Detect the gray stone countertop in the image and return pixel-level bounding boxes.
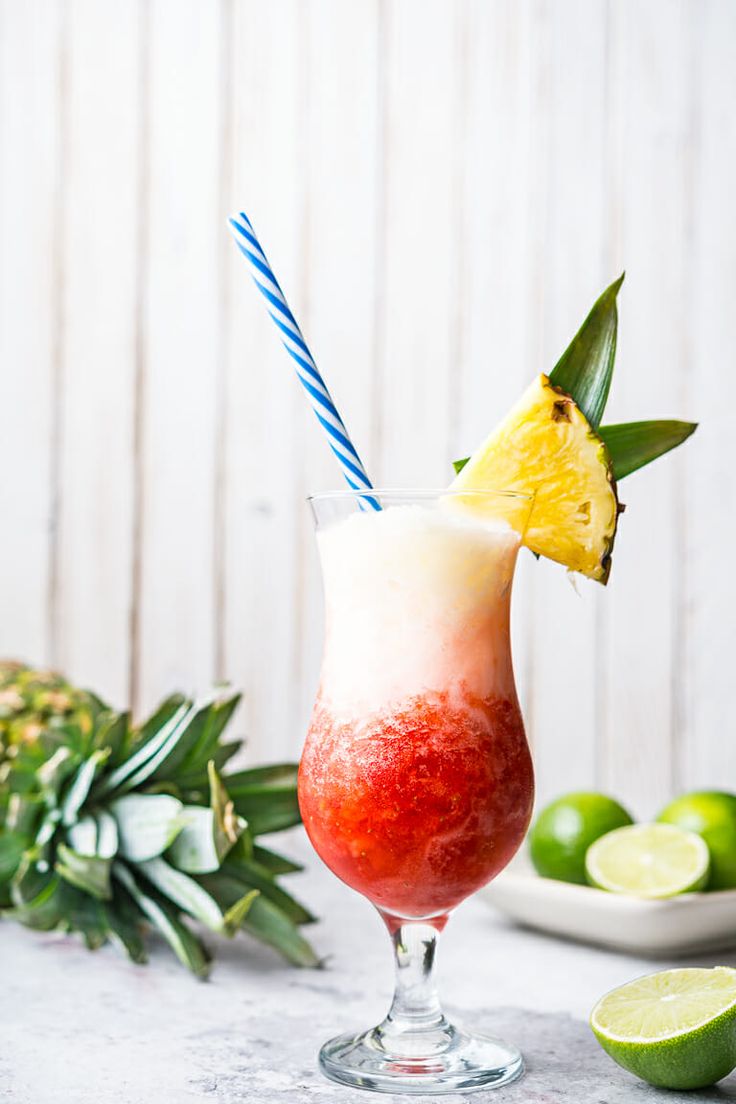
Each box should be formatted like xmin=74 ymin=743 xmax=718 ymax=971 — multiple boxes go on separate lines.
xmin=3 ymin=829 xmax=736 ymax=1104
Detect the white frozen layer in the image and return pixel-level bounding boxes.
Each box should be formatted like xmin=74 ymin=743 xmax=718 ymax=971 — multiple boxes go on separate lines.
xmin=316 ymin=502 xmax=520 ymax=715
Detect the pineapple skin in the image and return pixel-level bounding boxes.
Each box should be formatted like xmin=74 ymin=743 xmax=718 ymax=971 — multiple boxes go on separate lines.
xmin=0 ymin=660 xmax=96 ymax=756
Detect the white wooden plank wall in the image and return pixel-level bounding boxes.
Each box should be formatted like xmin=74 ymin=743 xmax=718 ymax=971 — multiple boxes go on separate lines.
xmin=0 ymin=1 xmax=733 ymax=810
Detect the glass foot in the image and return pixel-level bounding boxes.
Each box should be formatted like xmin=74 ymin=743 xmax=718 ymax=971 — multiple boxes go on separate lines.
xmin=319 ymin=1019 xmax=523 ymax=1095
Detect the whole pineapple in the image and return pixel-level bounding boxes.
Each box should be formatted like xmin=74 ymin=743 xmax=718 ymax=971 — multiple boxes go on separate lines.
xmin=0 ymin=661 xmax=317 ymax=975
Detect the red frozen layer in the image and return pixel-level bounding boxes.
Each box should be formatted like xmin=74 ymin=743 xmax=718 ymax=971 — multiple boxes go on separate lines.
xmin=298 ymin=687 xmax=533 ymax=919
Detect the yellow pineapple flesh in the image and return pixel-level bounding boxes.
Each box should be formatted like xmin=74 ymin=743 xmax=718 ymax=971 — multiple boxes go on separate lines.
xmin=451 ymin=374 xmax=619 ymax=582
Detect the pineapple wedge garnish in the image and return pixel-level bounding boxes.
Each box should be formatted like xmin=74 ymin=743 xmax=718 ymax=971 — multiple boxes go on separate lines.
xmin=451 ymin=374 xmax=619 ymax=582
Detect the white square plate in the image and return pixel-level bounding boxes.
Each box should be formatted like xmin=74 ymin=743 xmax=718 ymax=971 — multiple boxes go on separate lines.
xmin=481 ymin=859 xmax=736 ymax=956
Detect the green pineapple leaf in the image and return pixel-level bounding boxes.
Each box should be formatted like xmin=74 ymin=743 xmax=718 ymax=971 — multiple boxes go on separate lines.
xmin=222 ymin=887 xmax=259 ymax=934
xmin=0 ymin=828 xmax=25 ymax=884
xmin=113 ymin=862 xmax=211 ymax=977
xmin=167 ymin=805 xmax=232 ymax=874
xmin=168 ymin=763 xmax=244 ymax=874
xmin=5 ymin=792 xmax=43 ymax=835
xmin=37 ymin=747 xmax=77 ymax=803
xmin=241 ymin=894 xmax=321 ymax=968
xmin=222 ymin=856 xmax=315 ymax=925
xmin=549 ymin=273 xmax=624 ymax=428
xmin=94 ymin=811 xmax=120 ymax=859
xmin=148 ymin=695 xmax=229 ymax=783
xmin=61 ymin=748 xmax=110 ymax=826
xmin=134 ymin=856 xmax=258 ymax=940
xmin=65 ymin=815 xmax=99 ymax=856
xmin=92 ymin=711 xmax=130 ymax=767
xmin=136 ymin=856 xmax=229 ymax=934
xmin=252 ymin=844 xmax=304 ymax=876
xmin=176 ymin=692 xmax=242 ymax=780
xmin=111 ymin=794 xmax=185 ymax=863
xmin=55 ymin=843 xmax=112 ymax=900
xmin=224 ymin=764 xmax=301 ymax=836
xmin=135 ymin=693 xmax=187 ymax=747
xmin=35 ymin=809 xmax=61 ymax=848
xmin=9 ymin=854 xmax=70 ymax=930
xmin=66 ymin=893 xmax=109 ymax=950
xmin=94 ymin=699 xmax=192 ymax=797
xmin=599 ymin=420 xmax=698 ymax=480
xmin=103 ymin=891 xmax=148 ymax=964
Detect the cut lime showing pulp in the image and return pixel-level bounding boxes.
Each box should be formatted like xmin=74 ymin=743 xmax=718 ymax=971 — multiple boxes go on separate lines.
xmin=591 ymin=967 xmax=736 ymax=1089
xmin=585 ymin=823 xmax=709 ymax=898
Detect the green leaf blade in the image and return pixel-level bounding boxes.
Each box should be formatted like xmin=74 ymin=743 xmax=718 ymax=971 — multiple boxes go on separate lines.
xmin=0 ymin=829 xmax=26 ymax=884
xmin=92 ymin=711 xmax=130 ymax=767
xmin=65 ymin=815 xmax=99 ymax=856
xmin=252 ymin=844 xmax=303 ymax=876
xmin=222 ymin=888 xmax=259 ymax=935
xmin=94 ymin=700 xmax=192 ymax=798
xmin=113 ymin=862 xmax=210 ymax=977
xmin=599 ymin=420 xmax=698 ymax=480
xmin=176 ymin=692 xmax=242 ymax=779
xmin=222 ymin=857 xmax=315 ymax=926
xmin=61 ymin=748 xmax=110 ymax=826
xmin=137 ymin=856 xmax=227 ymax=933
xmin=5 ymin=793 xmax=44 ymax=836
xmin=111 ymin=794 xmax=184 ymax=862
xmin=241 ymin=894 xmax=319 ymax=968
xmin=10 ymin=854 xmax=72 ymax=930
xmin=224 ymin=764 xmax=301 ymax=836
xmin=135 ymin=694 xmax=187 ymax=747
xmin=55 ymin=843 xmax=112 ymax=900
xmin=549 ymin=273 xmax=624 ymax=428
xmin=167 ymin=806 xmax=224 ymax=873
xmin=104 ymin=895 xmax=148 ymax=964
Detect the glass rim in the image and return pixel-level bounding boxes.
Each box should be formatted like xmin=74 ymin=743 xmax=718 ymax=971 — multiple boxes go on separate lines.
xmin=307 ymin=487 xmax=534 ymax=504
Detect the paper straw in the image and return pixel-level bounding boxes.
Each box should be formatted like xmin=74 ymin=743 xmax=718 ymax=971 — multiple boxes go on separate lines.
xmin=228 ymin=211 xmax=378 ymax=509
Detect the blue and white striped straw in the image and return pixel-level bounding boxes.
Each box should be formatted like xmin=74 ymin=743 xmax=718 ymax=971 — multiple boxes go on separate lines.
xmin=228 ymin=211 xmax=379 ymax=508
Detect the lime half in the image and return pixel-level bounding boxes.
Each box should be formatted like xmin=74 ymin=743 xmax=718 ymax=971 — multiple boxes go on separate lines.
xmin=591 ymin=967 xmax=736 ymax=1089
xmin=585 ymin=823 xmax=709 ymax=898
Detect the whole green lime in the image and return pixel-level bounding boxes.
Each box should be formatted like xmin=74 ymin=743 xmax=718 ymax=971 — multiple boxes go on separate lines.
xmin=529 ymin=792 xmax=634 ymax=884
xmin=657 ymin=791 xmax=736 ymax=890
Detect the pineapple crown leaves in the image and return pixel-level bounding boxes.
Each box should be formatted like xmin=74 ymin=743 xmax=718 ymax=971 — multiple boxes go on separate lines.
xmin=0 ymin=664 xmax=318 ymax=977
xmin=454 ymin=274 xmax=698 ymax=480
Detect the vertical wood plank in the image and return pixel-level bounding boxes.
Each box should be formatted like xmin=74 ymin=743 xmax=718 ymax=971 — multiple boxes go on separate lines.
xmin=524 ymin=0 xmax=610 ymax=805
xmin=454 ymin=0 xmax=536 ymax=453
xmin=54 ymin=0 xmax=141 ymax=708
xmin=682 ymin=0 xmax=736 ymax=788
xmin=0 ymin=2 xmax=63 ymax=666
xmin=221 ymin=0 xmax=305 ymax=761
xmin=376 ymin=0 xmax=461 ymax=487
xmin=294 ymin=0 xmax=383 ymax=741
xmin=599 ymin=0 xmax=694 ymax=816
xmin=134 ymin=0 xmax=221 ymax=714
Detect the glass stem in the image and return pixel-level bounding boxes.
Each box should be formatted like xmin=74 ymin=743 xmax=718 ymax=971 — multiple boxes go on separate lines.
xmin=377 ymin=920 xmax=451 ymax=1054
